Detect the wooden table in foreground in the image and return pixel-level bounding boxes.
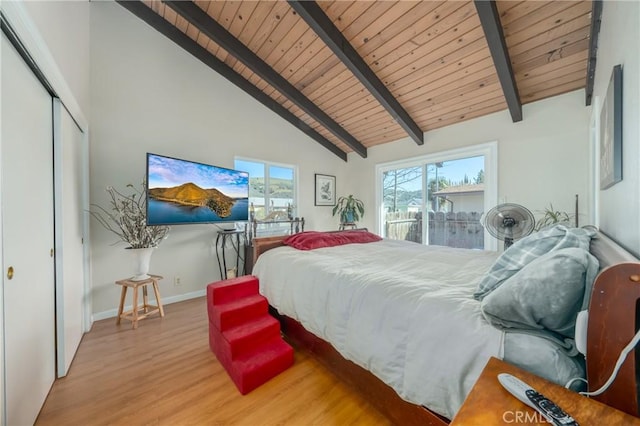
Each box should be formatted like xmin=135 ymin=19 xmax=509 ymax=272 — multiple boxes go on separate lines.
xmin=451 ymin=357 xmax=640 ymax=425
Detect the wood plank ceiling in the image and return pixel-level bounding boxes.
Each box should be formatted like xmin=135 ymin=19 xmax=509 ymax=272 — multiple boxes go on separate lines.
xmin=120 ymin=1 xmax=598 ymax=161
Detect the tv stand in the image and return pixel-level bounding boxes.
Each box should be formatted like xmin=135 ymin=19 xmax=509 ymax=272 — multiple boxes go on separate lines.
xmin=215 ymin=229 xmax=246 ymax=280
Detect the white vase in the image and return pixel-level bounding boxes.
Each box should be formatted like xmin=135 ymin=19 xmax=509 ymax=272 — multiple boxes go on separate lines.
xmin=128 ymin=247 xmax=155 ymax=281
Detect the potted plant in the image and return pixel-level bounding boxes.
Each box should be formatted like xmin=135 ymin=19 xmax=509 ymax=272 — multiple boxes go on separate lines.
xmin=534 ymin=204 xmax=574 ymax=231
xmin=90 ymin=181 xmax=170 ymax=280
xmin=332 ymin=195 xmax=365 ymax=224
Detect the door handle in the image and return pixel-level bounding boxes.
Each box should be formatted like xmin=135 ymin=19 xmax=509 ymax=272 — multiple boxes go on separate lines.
xmin=7 ymin=266 xmax=14 ymax=280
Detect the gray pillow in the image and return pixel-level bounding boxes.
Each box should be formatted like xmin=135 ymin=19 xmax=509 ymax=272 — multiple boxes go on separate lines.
xmin=480 ymin=247 xmax=599 ymax=339
xmin=473 ymin=225 xmax=595 ymax=301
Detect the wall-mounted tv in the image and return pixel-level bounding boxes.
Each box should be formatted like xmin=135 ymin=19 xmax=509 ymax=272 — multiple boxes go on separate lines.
xmin=146 ymin=153 xmax=249 ymax=225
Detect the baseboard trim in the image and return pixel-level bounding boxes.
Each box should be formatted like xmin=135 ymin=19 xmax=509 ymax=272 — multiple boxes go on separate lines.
xmin=92 ymin=289 xmax=206 ymax=322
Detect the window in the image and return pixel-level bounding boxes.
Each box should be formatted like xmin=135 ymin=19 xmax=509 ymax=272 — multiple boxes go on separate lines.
xmin=234 ymin=158 xmax=297 ymax=221
xmin=376 ymin=142 xmax=497 ymax=251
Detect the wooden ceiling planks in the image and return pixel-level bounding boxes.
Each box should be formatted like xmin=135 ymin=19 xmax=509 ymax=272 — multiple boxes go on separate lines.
xmin=291 ymin=0 xmax=423 ymax=145
xmin=506 ymin=4 xmax=592 ymax=48
xmin=509 ymin=23 xmax=591 ymax=64
xmin=313 ymin=2 xmax=484 ymax=127
xmin=341 ymin=1 xmax=493 ymax=141
xmin=288 ymin=2 xmax=392 ymax=121
xmin=280 ymin=2 xmax=433 ymax=145
xmin=523 ymin=78 xmax=585 ymax=104
xmin=502 ymin=1 xmax=577 ymax=38
xmin=347 ymin=60 xmax=498 ymax=130
xmin=129 ymin=0 xmax=595 ymax=157
xmin=222 ymin=2 xmax=265 ymax=69
xmin=424 ymin=99 xmax=507 ymax=131
xmin=368 ymin=4 xmax=479 ymax=79
xmin=284 ymin=2 xmax=410 ymax=148
xmin=519 ymin=58 xmax=587 ymax=89
xmin=422 ymin=94 xmax=507 ymax=128
xmin=393 ymin=30 xmax=488 ymax=101
xmin=359 ymin=2 xmax=461 ymax=63
xmin=501 ymin=0 xmax=591 ymax=107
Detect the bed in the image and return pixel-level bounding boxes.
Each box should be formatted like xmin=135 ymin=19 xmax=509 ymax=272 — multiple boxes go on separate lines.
xmin=250 ymin=227 xmax=640 ymax=424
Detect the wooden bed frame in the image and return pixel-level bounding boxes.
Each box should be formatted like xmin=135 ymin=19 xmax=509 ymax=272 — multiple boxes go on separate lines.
xmin=252 ymin=231 xmax=640 ymax=424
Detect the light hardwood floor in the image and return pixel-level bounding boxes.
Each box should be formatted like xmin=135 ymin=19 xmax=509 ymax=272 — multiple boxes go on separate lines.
xmin=36 ymin=297 xmax=391 ymax=425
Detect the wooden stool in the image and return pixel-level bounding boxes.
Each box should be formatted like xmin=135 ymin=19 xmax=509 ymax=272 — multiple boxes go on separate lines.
xmin=115 ymin=275 xmax=165 ymax=329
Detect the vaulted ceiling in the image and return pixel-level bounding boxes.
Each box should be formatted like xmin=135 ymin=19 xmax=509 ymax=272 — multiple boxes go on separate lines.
xmin=118 ymin=1 xmax=601 ymax=161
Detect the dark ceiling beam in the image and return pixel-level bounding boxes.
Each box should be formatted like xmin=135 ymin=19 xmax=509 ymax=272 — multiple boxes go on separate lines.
xmin=585 ymin=0 xmax=603 ymax=106
xmin=288 ymin=0 xmax=424 ymax=146
xmin=474 ymin=0 xmax=522 ymax=122
xmin=116 ymin=1 xmax=347 ymax=161
xmin=163 ymin=0 xmax=367 ymax=158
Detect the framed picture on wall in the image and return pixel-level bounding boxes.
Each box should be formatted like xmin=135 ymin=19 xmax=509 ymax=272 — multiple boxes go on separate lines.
xmin=599 ymin=64 xmax=623 ymax=190
xmin=315 ymin=174 xmax=336 ymax=206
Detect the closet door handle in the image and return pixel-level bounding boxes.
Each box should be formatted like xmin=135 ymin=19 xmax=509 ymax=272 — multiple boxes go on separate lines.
xmin=7 ymin=266 xmax=14 ymax=280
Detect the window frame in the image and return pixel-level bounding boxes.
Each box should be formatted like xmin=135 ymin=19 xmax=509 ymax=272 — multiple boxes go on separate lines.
xmin=375 ymin=141 xmax=498 ymax=251
xmin=234 ymin=156 xmax=299 ymax=219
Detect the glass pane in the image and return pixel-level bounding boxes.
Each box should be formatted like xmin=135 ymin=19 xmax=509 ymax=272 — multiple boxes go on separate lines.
xmin=426 ymin=156 xmax=484 ymax=249
xmin=235 ymin=159 xmax=266 ymax=220
xmin=267 ymin=165 xmax=294 ymax=220
xmin=382 ymin=166 xmax=423 ymax=243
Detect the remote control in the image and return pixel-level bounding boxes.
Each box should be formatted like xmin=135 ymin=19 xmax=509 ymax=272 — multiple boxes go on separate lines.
xmin=498 ymin=373 xmax=579 ymax=426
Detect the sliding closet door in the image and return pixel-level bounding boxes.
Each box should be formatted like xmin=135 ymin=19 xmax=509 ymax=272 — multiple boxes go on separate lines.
xmin=1 ymin=34 xmax=56 ymax=425
xmin=54 ymin=99 xmax=86 ymax=377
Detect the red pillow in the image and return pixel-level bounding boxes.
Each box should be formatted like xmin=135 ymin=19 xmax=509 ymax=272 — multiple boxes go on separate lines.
xmin=283 ymin=230 xmax=382 ymax=250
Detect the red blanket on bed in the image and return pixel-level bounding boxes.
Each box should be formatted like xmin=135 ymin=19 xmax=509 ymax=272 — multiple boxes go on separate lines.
xmin=283 ymin=230 xmax=382 ymax=250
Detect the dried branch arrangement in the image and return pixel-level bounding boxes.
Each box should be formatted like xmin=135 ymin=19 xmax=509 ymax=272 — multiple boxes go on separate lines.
xmin=90 ymin=182 xmax=170 ymax=249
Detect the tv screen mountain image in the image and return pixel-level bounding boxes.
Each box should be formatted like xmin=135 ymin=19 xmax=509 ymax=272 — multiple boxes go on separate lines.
xmin=149 ymin=182 xmax=236 ymax=218
xmin=146 ymin=153 xmax=250 ymax=225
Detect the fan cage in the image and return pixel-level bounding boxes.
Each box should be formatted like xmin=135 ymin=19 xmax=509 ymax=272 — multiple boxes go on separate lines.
xmin=483 ymin=203 xmax=535 ymax=246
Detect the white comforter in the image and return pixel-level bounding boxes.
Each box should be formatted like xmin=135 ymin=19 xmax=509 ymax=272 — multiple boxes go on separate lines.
xmin=252 ymin=239 xmax=505 ymax=419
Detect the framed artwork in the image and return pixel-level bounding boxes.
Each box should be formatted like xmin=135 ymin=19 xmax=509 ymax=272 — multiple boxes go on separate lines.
xmin=599 ymin=64 xmax=623 ymax=189
xmin=315 ymin=173 xmax=336 ymax=206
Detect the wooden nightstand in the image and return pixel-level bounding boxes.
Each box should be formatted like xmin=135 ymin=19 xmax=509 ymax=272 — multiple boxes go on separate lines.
xmin=451 ymin=357 xmax=640 ymax=425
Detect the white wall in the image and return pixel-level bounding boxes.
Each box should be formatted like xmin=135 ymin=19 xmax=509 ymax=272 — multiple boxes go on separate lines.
xmin=593 ymin=0 xmax=640 ymax=257
xmin=444 ymin=193 xmax=484 ymax=214
xmin=346 ymin=90 xmax=592 ymax=233
xmin=89 ymin=2 xmax=348 ymax=316
xmin=22 ymin=0 xmax=90 ymax=117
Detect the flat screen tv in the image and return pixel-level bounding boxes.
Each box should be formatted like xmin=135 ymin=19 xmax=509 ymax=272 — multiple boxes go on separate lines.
xmin=146 ymin=153 xmax=249 ymax=225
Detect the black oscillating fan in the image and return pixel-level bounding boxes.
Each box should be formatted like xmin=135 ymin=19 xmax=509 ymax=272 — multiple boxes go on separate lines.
xmin=482 ymin=203 xmax=535 ymax=250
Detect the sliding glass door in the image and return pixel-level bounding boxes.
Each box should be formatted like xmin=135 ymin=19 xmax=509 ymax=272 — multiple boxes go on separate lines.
xmin=377 ymin=143 xmax=497 ymax=250
xmin=382 ymin=166 xmax=423 ymax=242
xmin=425 ymin=156 xmax=485 ymax=249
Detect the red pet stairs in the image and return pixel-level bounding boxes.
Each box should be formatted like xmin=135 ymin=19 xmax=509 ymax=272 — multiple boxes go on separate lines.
xmin=206 ymin=275 xmax=293 ymax=394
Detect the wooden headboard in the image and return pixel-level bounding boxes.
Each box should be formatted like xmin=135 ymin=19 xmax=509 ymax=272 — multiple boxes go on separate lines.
xmin=587 ymin=231 xmax=640 ymax=416
xmin=251 ymin=228 xmax=369 ymax=265
xmin=251 ymin=235 xmax=288 ymax=266
xmin=590 ymin=230 xmax=639 ymax=269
